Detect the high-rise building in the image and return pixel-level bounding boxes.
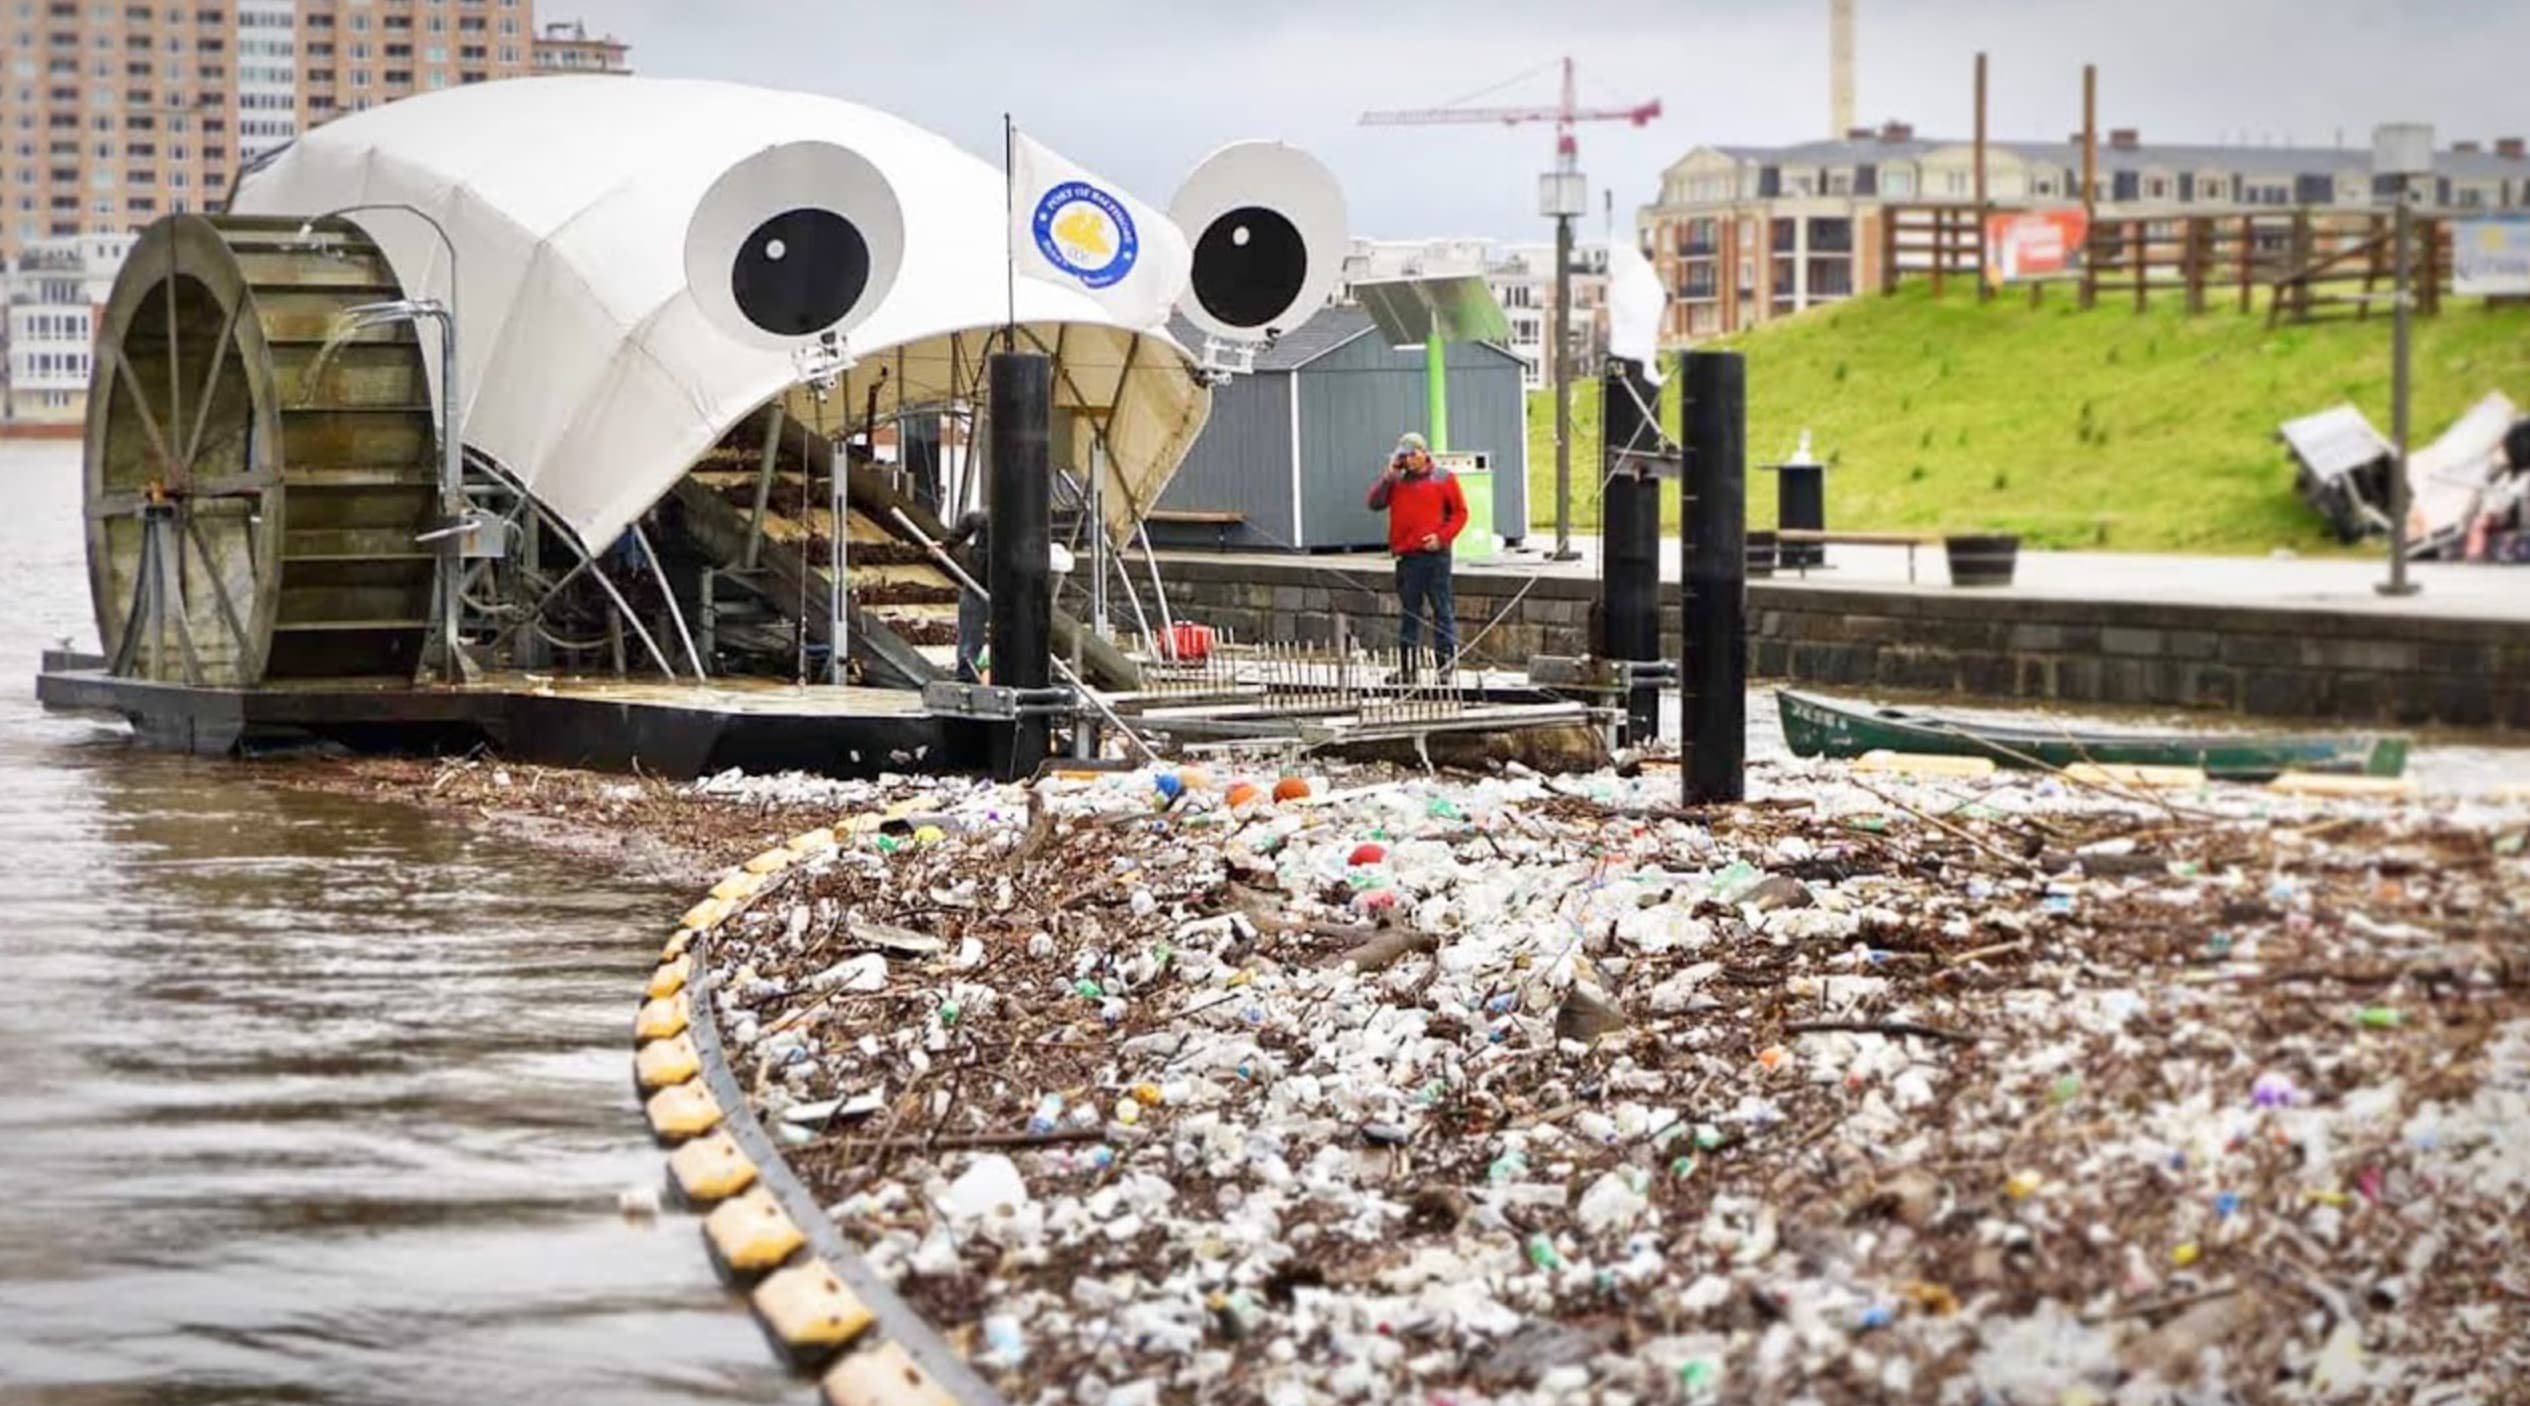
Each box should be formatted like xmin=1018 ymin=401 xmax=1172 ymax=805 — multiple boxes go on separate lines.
xmin=0 ymin=2 xmax=627 ymax=426
xmin=0 ymin=3 xmax=630 ymax=264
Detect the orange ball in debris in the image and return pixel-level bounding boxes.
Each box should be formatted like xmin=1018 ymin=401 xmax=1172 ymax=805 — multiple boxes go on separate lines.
xmin=1272 ymin=776 xmax=1312 ymax=802
xmin=1225 ymin=782 xmax=1263 ymax=809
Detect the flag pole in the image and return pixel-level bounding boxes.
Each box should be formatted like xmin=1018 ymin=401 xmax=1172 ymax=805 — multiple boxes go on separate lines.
xmin=1002 ymin=113 xmax=1018 ymax=354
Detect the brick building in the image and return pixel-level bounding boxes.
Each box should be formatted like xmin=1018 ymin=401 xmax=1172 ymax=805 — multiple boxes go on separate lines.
xmin=1639 ymin=123 xmax=2530 ymax=345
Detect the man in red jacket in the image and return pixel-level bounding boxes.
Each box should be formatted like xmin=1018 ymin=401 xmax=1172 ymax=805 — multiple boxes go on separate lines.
xmin=1365 ymin=431 xmax=1467 ymax=681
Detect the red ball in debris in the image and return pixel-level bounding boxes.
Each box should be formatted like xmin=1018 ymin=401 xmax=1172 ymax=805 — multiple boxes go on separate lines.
xmin=1348 ymin=842 xmax=1388 ymax=867
xmin=1356 ymin=888 xmax=1400 ymax=912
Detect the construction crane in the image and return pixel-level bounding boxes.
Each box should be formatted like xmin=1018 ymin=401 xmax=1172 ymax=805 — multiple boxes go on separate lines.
xmin=1362 ymin=58 xmax=1661 ymax=561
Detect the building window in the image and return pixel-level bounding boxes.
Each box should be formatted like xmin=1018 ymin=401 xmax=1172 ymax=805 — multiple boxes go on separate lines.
xmin=1769 ymin=217 xmax=1796 ymax=253
xmin=1808 ymin=258 xmax=1854 ymax=298
xmin=1807 ymin=217 xmax=1853 ymax=253
xmin=1943 ymin=171 xmax=1968 ymax=196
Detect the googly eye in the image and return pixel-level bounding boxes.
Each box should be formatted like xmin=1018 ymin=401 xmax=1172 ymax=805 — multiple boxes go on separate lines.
xmin=1169 ymin=142 xmax=1347 ymax=344
xmin=685 ymin=141 xmax=906 ymax=349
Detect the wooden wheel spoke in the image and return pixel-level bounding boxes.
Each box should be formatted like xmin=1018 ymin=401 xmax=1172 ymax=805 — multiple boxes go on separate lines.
xmin=182 ymin=508 xmax=253 ymax=657
xmin=107 ymin=344 xmax=179 ymax=482
xmin=179 ymin=296 xmax=243 ymax=479
xmin=163 ymin=264 xmax=183 ymax=483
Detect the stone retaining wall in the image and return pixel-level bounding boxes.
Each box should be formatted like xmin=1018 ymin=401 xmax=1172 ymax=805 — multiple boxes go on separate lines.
xmin=1147 ymin=554 xmax=2530 ymax=732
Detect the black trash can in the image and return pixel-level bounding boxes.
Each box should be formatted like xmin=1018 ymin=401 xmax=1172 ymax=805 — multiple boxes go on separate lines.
xmin=1945 ymin=533 xmax=2020 ymax=587
xmin=1766 ymin=432 xmax=1828 ymax=569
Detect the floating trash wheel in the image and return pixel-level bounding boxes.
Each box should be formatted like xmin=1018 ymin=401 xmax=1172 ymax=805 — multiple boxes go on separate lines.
xmin=83 ymin=213 xmax=442 ymax=685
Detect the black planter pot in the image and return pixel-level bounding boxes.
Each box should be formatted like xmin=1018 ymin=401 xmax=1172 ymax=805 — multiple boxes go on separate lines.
xmin=1945 ymin=533 xmax=2020 ymax=587
xmin=1746 ymin=530 xmax=1779 ymax=578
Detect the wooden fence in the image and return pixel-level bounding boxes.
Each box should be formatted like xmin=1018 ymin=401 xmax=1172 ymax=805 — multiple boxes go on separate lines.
xmin=1876 ymin=204 xmax=2460 ymax=322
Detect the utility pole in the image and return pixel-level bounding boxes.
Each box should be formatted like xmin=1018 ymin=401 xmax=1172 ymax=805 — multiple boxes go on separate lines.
xmin=2372 ymin=122 xmax=2432 ymax=598
xmin=1973 ymin=51 xmax=1991 ymax=300
xmin=2080 ymin=63 xmax=2097 ymax=308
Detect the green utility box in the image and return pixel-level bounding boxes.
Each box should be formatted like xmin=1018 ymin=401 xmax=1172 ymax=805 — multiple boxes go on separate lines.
xmin=1440 ymin=455 xmax=1494 ymax=561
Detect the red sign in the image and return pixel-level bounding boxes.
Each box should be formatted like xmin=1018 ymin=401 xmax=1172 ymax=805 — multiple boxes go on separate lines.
xmin=1984 ymin=209 xmax=2090 ymax=284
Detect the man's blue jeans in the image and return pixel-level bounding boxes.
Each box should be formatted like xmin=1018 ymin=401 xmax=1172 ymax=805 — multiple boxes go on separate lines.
xmin=1395 ymin=549 xmax=1457 ymax=672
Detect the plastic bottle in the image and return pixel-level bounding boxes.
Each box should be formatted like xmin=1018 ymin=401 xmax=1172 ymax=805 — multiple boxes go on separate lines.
xmin=1028 ymin=1094 xmax=1063 ymax=1135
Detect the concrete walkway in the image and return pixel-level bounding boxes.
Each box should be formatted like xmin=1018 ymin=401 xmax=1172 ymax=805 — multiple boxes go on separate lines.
xmin=1454 ymin=537 xmax=2529 ymax=623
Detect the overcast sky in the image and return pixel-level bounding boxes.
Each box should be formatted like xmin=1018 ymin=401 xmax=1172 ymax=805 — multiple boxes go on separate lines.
xmin=560 ymin=0 xmax=2530 ymax=240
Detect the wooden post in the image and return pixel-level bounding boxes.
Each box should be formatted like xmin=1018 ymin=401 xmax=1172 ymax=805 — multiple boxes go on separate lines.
xmin=1973 ymin=52 xmax=1991 ymax=301
xmin=2420 ymin=216 xmax=2441 ymax=316
xmin=2132 ymin=220 xmax=2148 ymax=312
xmin=2184 ymin=217 xmax=2206 ymax=314
xmin=2291 ymin=208 xmax=2311 ymax=323
xmin=1880 ymin=207 xmax=1899 ymax=295
xmin=2237 ymin=214 xmax=2254 ymax=314
xmin=2079 ymin=63 xmax=2098 ymax=309
xmin=1930 ymin=208 xmax=1946 ymax=299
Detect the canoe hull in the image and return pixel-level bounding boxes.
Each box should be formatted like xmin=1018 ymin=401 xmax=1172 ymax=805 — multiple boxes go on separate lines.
xmin=1775 ymin=690 xmax=2408 ymax=781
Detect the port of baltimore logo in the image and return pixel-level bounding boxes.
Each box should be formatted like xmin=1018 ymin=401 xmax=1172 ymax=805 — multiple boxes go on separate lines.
xmin=1033 ymin=181 xmax=1139 ymax=290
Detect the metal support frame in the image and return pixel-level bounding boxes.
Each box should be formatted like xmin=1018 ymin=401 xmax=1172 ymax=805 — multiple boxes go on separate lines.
xmin=464 ymin=455 xmax=678 ymax=680
xmin=630 ymin=522 xmax=706 ymax=679
xmin=744 ymin=402 xmax=784 ymax=571
xmin=889 ymin=507 xmax=1159 ymax=764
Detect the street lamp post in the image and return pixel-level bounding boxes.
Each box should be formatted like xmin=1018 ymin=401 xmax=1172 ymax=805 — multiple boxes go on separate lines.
xmin=1540 ymin=165 xmax=1588 ymax=562
xmin=2371 ymin=123 xmax=2432 ymax=599
xmin=296 ymin=203 xmax=468 ymax=674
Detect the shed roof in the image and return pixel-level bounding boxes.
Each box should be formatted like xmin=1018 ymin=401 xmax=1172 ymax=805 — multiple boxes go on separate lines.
xmin=1167 ymin=305 xmax=1530 ymax=373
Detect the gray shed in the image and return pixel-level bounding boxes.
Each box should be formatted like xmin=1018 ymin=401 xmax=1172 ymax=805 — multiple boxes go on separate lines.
xmin=1148 ymin=307 xmax=1531 ymax=552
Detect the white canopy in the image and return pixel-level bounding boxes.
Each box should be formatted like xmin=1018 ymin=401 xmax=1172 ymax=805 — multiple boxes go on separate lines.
xmin=231 ymin=76 xmax=1211 ymax=550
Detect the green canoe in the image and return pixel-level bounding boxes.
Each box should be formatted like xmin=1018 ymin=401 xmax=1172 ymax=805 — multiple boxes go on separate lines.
xmin=1776 ymin=689 xmax=2410 ymax=780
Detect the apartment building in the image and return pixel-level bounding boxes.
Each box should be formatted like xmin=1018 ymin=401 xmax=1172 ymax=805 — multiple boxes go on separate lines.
xmin=530 ymin=17 xmax=626 ymax=75
xmin=1 ymin=2 xmax=632 ymax=265
xmin=1339 ymin=236 xmax=1609 ymax=392
xmin=1639 ymin=123 xmax=2530 ymax=344
xmin=2 ymin=229 xmax=127 ymax=422
xmin=0 ymin=1 xmax=625 ymax=423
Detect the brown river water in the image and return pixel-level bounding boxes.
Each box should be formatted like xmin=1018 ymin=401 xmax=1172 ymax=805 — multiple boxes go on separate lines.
xmin=0 ymin=444 xmax=789 ymax=1401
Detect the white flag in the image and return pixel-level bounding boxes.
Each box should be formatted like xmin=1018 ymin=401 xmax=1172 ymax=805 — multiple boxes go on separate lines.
xmin=1607 ymin=239 xmax=1668 ymax=384
xmin=1009 ymin=130 xmax=1189 ymax=328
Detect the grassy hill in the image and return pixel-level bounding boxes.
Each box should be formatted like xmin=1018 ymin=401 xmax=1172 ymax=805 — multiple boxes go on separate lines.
xmin=1523 ymin=283 xmax=2530 ymax=554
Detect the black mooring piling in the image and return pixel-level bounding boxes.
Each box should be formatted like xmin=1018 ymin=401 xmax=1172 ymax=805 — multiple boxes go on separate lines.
xmin=1599 ymin=356 xmax=1662 ymax=745
xmin=988 ymin=352 xmax=1053 ymax=779
xmin=1681 ymin=349 xmax=1748 ymax=805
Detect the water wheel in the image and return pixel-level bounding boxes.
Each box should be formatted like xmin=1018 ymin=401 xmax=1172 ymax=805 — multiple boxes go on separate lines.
xmin=83 ymin=213 xmax=443 ymax=685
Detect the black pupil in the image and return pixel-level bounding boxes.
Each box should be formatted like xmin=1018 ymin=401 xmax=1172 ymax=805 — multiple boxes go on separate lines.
xmin=1191 ymin=206 xmax=1306 ymax=330
xmin=731 ymin=207 xmax=870 ymax=337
